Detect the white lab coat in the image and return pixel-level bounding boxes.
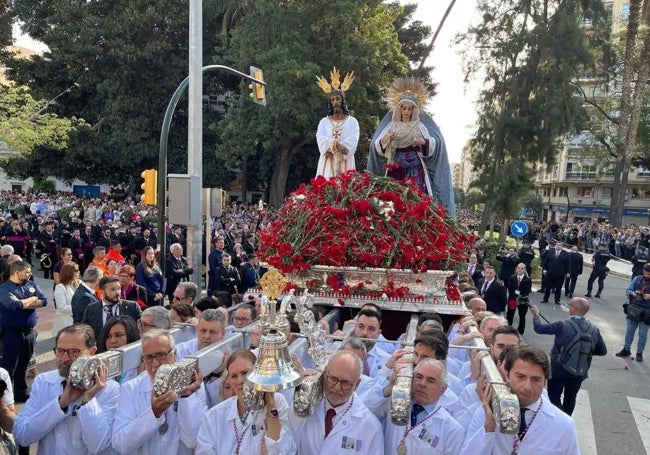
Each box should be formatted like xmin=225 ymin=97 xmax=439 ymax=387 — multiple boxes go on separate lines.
xmin=175 ymin=338 xmax=198 ymax=360
xmin=366 ymin=345 xmax=390 ymax=377
xmin=195 ymin=393 xmax=296 ymax=455
xmin=462 ymin=396 xmax=580 ymax=455
xmin=382 ymin=400 xmax=464 ymax=455
xmin=289 ymin=393 xmax=384 ymax=455
xmin=111 ymin=371 xmax=206 ymax=455
xmin=14 ymin=370 xmax=119 ymax=454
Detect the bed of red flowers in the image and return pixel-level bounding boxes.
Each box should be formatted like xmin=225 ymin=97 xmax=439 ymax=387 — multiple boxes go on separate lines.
xmin=257 ymin=171 xmax=473 ymax=301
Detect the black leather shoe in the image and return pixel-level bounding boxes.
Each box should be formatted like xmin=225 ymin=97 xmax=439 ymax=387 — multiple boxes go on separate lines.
xmin=594 ymin=294 xmax=601 ymax=298
xmin=568 ymin=293 xmax=573 ymax=298
xmin=636 ymin=353 xmax=643 ymax=362
xmin=584 ymin=293 xmax=592 ymax=297
xmin=554 ymin=301 xmax=561 ymax=305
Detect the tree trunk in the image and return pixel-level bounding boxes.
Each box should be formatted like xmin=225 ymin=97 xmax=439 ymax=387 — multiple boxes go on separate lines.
xmin=610 ymin=0 xmax=642 ymax=225
xmin=268 ymin=147 xmax=292 ymax=208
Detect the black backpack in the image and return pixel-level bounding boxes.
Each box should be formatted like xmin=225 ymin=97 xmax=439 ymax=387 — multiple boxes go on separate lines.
xmin=558 ymin=319 xmax=596 ymax=377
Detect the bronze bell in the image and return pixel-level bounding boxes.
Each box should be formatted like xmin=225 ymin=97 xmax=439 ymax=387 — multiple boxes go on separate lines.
xmin=246 ymin=269 xmax=303 ymax=394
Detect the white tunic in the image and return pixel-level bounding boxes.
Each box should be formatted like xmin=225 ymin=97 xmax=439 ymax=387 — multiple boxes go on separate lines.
xmin=14 ymin=370 xmax=119 ymax=454
xmin=195 ymin=393 xmax=296 ymax=455
xmin=111 ymin=371 xmax=206 ymax=455
xmin=289 ymin=393 xmax=384 ymax=455
xmin=462 ymin=396 xmax=580 ymax=455
xmin=316 ymin=115 xmax=359 ymax=178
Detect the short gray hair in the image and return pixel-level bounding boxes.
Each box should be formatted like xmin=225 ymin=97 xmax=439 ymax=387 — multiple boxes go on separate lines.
xmin=415 ymin=358 xmax=448 ymax=388
xmin=170 ymin=243 xmax=183 ymax=252
xmin=0 ymin=245 xmax=14 ymax=255
xmin=340 ymin=336 xmax=367 ymax=356
xmin=141 ymin=329 xmax=176 ymax=352
xmin=177 ymin=282 xmax=198 ymax=301
xmin=142 ymin=306 xmax=171 ymax=329
xmin=82 ymin=267 xmax=103 ymax=283
xmin=200 ymin=308 xmax=226 ymax=328
xmin=480 ymin=315 xmax=506 ymax=331
xmin=327 ymin=350 xmax=362 ymax=379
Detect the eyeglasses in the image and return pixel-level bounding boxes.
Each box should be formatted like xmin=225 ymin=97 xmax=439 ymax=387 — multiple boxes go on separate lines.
xmin=324 ymin=373 xmax=355 ymax=390
xmin=172 ymin=295 xmax=184 ymax=301
xmin=142 ymin=349 xmax=172 ymax=363
xmin=234 ymin=317 xmax=251 ymax=323
xmin=53 ymin=348 xmax=82 ymax=358
xmin=138 ymin=320 xmax=157 ymax=330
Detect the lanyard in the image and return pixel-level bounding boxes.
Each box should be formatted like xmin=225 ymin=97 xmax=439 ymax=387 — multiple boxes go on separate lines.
xmin=324 ymin=396 xmax=355 ymax=437
xmin=399 ymin=404 xmax=441 ymax=450
xmin=511 ymin=398 xmax=543 ymax=454
xmin=233 ymin=412 xmax=253 ymax=455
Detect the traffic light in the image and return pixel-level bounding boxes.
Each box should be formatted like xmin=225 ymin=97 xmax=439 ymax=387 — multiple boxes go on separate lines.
xmin=248 ymin=66 xmax=266 ymax=106
xmin=141 ymin=169 xmax=158 ymax=205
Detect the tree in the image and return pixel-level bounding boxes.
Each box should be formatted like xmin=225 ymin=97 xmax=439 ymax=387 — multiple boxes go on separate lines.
xmin=212 ymin=0 xmax=409 ymax=207
xmin=5 ymin=0 xmax=224 ymax=187
xmin=0 ymin=84 xmax=85 ymax=155
xmin=608 ymin=0 xmax=650 ymax=225
xmin=460 ymin=0 xmax=607 ymax=235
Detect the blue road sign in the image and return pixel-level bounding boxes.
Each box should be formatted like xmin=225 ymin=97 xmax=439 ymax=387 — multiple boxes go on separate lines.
xmin=510 ymin=220 xmax=528 ymax=237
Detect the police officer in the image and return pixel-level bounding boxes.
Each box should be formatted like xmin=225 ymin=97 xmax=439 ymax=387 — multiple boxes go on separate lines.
xmin=631 ymin=247 xmax=649 ymax=278
xmin=518 ymin=241 xmax=535 ymax=275
xmin=0 ymin=261 xmax=48 ymax=402
xmin=585 ymin=243 xmax=611 ymax=298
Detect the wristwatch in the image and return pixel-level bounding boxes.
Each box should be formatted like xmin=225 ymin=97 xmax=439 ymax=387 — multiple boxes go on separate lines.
xmin=268 ymin=408 xmax=279 ymax=418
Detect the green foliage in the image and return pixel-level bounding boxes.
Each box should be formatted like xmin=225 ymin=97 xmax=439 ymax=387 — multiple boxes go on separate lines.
xmin=32 ymin=177 xmax=55 ymax=194
xmin=211 ymin=0 xmax=410 ymax=206
xmin=0 ymin=85 xmax=85 ymax=156
xmin=522 ymin=192 xmax=544 ymax=220
xmin=461 ymin=0 xmax=607 ymax=230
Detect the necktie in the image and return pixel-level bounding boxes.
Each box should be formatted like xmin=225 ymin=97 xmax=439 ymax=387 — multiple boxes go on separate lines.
xmin=468 ymin=265 xmax=474 ymax=275
xmin=481 ymin=281 xmax=488 ymax=294
xmin=518 ymin=276 xmax=522 ymax=285
xmin=325 ymin=408 xmax=336 ymax=437
xmin=103 ymin=306 xmax=113 ymax=318
xmin=518 ymin=408 xmax=528 ymax=436
xmin=411 ymin=403 xmax=425 ymax=427
xmin=362 ymin=355 xmax=370 ymax=376
xmin=556 ymin=251 xmax=560 ymax=258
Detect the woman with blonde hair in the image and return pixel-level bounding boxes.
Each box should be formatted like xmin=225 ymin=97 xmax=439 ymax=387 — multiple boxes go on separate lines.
xmin=135 ymin=246 xmax=166 ymax=305
xmin=53 ymin=263 xmax=80 ymax=332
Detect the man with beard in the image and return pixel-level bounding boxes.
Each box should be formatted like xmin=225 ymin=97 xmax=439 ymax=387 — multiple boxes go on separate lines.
xmin=82 ymin=276 xmax=142 ymax=340
xmin=0 ymin=261 xmax=47 ymax=402
xmin=290 ymin=350 xmax=384 ymax=454
xmin=14 ymin=324 xmax=119 ymax=453
xmin=112 ymin=329 xmax=205 ymax=454
xmin=315 ymin=67 xmax=359 ymax=178
xmin=349 ymin=308 xmax=390 ymax=377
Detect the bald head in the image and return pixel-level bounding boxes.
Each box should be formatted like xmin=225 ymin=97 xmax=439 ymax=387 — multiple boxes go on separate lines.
xmin=468 ymin=297 xmax=487 ymax=314
xmin=569 ymin=297 xmax=589 ymax=316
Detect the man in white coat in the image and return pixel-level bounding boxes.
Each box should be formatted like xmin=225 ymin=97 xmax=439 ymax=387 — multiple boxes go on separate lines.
xmin=378 ymin=358 xmax=464 ymax=454
xmin=462 ymin=345 xmax=580 ymax=454
xmin=290 ymin=350 xmax=384 ymax=454
xmin=111 ymin=329 xmax=206 ymax=455
xmin=315 ymin=79 xmax=359 ymax=179
xmin=175 ymin=309 xmax=227 ymax=409
xmin=14 ymin=324 xmax=119 ymax=454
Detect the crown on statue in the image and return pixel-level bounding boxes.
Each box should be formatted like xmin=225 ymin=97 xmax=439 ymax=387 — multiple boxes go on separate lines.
xmin=316 ymin=67 xmax=355 ymax=95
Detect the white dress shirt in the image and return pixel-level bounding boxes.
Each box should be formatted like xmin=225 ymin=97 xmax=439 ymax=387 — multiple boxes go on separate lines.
xmin=111 ymin=371 xmax=206 ymax=455
xmin=14 ymin=370 xmax=119 ymax=454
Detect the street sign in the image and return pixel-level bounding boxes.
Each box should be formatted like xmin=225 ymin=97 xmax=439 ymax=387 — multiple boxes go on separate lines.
xmin=510 ymin=220 xmax=528 ymax=237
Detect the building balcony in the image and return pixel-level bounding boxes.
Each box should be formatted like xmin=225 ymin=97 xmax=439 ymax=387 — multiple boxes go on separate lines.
xmin=565 ymin=172 xmax=597 ymax=180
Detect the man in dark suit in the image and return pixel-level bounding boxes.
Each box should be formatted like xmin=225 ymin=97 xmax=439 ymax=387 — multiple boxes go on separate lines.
xmin=542 ymin=241 xmax=571 ymax=305
xmin=82 ymin=276 xmax=142 ymax=339
xmin=480 ymin=266 xmax=507 ymax=315
xmin=466 ymin=253 xmax=484 ymax=288
xmin=214 ymin=253 xmax=241 ymax=298
xmin=564 ymin=246 xmax=583 ymax=298
xmin=71 ymin=267 xmax=103 ymax=323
